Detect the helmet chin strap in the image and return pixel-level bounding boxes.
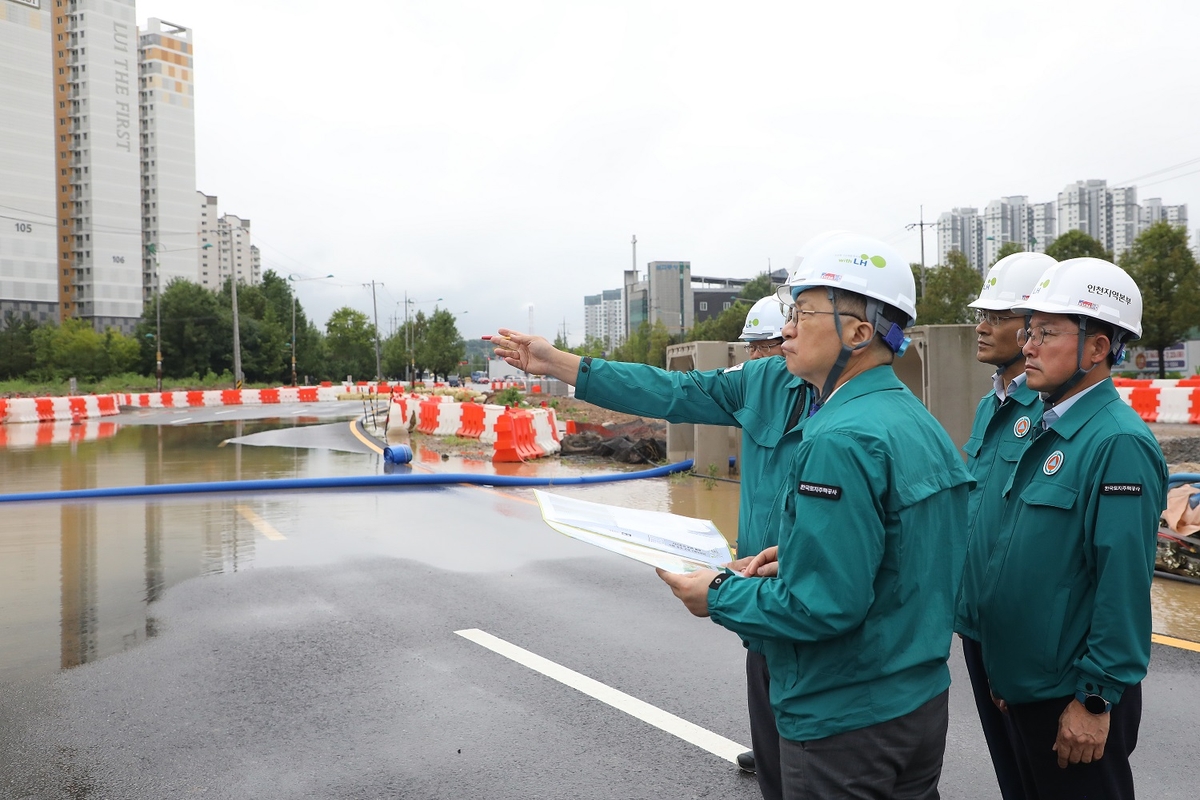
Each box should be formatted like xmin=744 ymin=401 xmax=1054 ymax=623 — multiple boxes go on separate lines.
xmin=811 ymin=289 xmax=909 ymax=414
xmin=1042 ymin=317 xmax=1092 ymax=412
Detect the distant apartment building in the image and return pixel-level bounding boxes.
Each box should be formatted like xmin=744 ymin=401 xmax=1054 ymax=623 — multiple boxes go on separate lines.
xmin=0 ymin=0 xmax=58 ymax=325
xmin=218 ymin=214 xmax=258 ymax=287
xmin=623 ymin=261 xmax=693 ymax=337
xmin=583 ymin=288 xmax=624 ymax=352
xmin=939 ymin=179 xmax=1187 ymax=274
xmin=0 ymin=4 xmax=252 ymax=334
xmin=139 ymin=19 xmax=199 ymax=301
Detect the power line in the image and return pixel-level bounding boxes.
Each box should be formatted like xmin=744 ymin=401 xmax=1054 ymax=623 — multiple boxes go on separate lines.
xmin=905 ymin=206 xmax=935 ymax=296
xmin=1114 ymin=157 xmax=1200 ymax=187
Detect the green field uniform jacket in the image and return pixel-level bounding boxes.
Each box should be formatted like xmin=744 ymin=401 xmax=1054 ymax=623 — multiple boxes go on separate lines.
xmin=977 ymin=379 xmax=1167 ymax=706
xmin=574 ymin=356 xmax=811 ymax=565
xmin=954 ymin=377 xmax=1041 ymax=641
xmin=707 ymin=365 xmax=975 ymax=741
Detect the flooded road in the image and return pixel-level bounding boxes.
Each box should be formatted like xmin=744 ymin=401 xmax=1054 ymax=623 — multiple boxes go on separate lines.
xmin=0 ymin=410 xmax=743 ymax=684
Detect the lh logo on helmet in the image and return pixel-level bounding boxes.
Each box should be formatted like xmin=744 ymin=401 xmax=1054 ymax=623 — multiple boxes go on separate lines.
xmin=1043 ymin=450 xmax=1064 ymax=475
xmin=1013 ymin=417 xmax=1031 ymax=438
xmin=851 ymin=254 xmax=888 ymax=268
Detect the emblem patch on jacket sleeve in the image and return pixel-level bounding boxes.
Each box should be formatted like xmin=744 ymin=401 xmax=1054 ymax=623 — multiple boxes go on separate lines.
xmin=797 ymin=481 xmax=842 ymax=500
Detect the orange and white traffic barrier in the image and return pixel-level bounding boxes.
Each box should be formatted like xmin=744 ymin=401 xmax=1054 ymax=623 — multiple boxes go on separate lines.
xmin=529 ymin=408 xmax=561 ymax=455
xmin=121 ymin=386 xmax=341 ymax=408
xmin=1111 ymin=378 xmax=1200 ymax=424
xmin=3 ymin=395 xmax=123 ymax=425
xmin=434 ymin=403 xmax=463 ymax=436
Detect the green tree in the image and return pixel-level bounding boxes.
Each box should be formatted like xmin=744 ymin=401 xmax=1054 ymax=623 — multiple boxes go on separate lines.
xmin=738 ymin=272 xmax=776 ymax=301
xmin=916 ymin=250 xmax=983 ymax=325
xmin=569 ymin=336 xmax=609 ymax=358
xmin=103 ymin=328 xmax=139 ymax=375
xmin=325 ymin=307 xmax=376 ymax=381
xmin=1045 ymin=230 xmax=1112 ymax=262
xmin=0 ymin=314 xmax=39 ymax=379
xmin=991 ymin=241 xmax=1024 ymax=266
xmin=136 ymin=279 xmax=227 ymax=379
xmin=1122 ymin=222 xmax=1200 ymax=378
xmin=417 ymin=308 xmax=466 ymax=380
xmin=612 ymin=321 xmax=652 ymax=364
xmin=31 ymin=318 xmax=112 ymax=380
xmin=386 ymin=310 xmax=431 ymax=380
xmin=645 ymin=319 xmax=674 ymax=367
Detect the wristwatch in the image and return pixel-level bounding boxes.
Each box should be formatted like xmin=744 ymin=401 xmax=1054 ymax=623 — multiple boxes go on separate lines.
xmin=1074 ymin=691 xmax=1112 ymax=714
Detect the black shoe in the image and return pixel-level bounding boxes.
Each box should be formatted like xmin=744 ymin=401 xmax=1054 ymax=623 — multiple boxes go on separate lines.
xmin=736 ymin=750 xmax=756 ymax=774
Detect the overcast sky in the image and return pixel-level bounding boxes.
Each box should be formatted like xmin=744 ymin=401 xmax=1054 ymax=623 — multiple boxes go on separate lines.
xmin=140 ymin=0 xmax=1200 ymax=343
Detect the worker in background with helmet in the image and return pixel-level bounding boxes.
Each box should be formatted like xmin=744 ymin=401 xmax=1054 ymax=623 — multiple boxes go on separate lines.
xmin=975 ymin=258 xmax=1166 ymax=799
xmin=740 ymin=295 xmax=787 ymax=361
xmin=658 ymin=234 xmax=974 ymax=799
xmin=489 ymin=286 xmax=809 ymax=800
xmin=955 ymin=251 xmax=1057 ymax=800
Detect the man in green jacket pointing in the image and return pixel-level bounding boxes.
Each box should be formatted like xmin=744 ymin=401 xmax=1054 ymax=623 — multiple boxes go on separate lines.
xmin=656 ymin=233 xmax=974 ymax=799
xmin=491 ymin=287 xmax=811 ymax=800
xmin=976 ymin=258 xmax=1166 ymax=799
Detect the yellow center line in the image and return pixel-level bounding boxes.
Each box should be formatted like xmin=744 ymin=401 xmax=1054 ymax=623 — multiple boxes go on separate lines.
xmin=349 ymin=419 xmax=385 ymax=454
xmin=235 ymin=504 xmax=286 ymax=541
xmin=1151 ymin=633 xmax=1200 ymax=653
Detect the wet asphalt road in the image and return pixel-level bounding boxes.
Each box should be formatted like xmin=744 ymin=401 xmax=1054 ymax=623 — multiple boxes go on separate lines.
xmin=0 ymin=408 xmax=1198 ymax=798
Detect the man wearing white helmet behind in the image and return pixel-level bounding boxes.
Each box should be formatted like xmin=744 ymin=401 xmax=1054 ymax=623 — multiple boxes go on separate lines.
xmin=740 ymin=295 xmax=787 ymax=361
xmin=954 ymin=251 xmax=1057 ymax=800
xmin=975 ymin=258 xmax=1166 ymax=799
xmin=490 ymin=281 xmax=819 ymax=798
xmin=658 ymin=234 xmax=974 ymax=799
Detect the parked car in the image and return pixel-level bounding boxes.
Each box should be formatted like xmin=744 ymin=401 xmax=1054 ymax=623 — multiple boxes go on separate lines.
xmin=448 ymin=375 xmax=461 ymax=387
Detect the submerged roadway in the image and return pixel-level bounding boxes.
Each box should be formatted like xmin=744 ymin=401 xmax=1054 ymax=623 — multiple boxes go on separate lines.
xmin=0 ymin=405 xmax=1197 ymax=799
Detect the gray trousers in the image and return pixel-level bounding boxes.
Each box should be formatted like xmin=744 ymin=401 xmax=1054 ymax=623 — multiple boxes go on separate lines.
xmin=779 ymin=689 xmax=949 ymax=800
xmin=747 ymin=649 xmax=783 ymax=800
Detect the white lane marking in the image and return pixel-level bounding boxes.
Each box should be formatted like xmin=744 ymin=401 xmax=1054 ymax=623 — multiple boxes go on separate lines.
xmin=170 ymin=417 xmax=193 ymax=425
xmin=214 ymin=409 xmax=237 ymax=415
xmin=454 ymin=628 xmax=745 ymax=763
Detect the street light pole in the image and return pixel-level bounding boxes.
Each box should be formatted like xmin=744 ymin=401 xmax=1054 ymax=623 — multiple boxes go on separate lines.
xmin=152 ymin=246 xmax=162 ymax=392
xmin=224 ymin=226 xmax=243 ymax=388
xmin=148 ymin=241 xmax=211 ymax=392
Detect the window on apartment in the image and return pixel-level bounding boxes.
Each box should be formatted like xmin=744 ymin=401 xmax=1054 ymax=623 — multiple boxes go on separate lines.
xmin=723 ymin=302 xmax=731 ymax=310
xmin=699 ymin=301 xmax=708 ymax=311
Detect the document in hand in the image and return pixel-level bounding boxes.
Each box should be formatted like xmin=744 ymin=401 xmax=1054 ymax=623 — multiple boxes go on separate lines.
xmin=533 ymin=490 xmax=734 ymax=574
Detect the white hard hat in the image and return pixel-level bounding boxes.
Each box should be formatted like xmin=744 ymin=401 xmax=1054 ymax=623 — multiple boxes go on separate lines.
xmin=740 ymin=296 xmax=786 ymax=341
xmin=1015 ymin=257 xmax=1142 ymax=342
xmin=776 ymin=233 xmax=917 ymax=327
xmin=970 ymin=252 xmax=1058 ymax=311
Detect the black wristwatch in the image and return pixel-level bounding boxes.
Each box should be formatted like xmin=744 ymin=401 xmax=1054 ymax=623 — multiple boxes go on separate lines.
xmin=1074 ymin=691 xmax=1112 ymax=714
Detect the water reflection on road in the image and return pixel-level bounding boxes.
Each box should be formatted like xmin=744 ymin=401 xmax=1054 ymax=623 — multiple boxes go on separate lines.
xmin=1 ymin=416 xmax=1196 ymax=685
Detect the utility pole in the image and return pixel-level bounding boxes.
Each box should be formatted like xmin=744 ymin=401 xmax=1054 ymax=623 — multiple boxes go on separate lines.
xmin=226 ymin=226 xmax=243 ymax=388
xmin=906 ymin=204 xmax=936 ymax=298
xmin=364 ymin=280 xmax=383 ymax=381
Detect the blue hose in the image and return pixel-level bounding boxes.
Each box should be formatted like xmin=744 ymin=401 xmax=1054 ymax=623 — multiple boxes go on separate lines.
xmin=0 ymin=459 xmax=696 ymax=504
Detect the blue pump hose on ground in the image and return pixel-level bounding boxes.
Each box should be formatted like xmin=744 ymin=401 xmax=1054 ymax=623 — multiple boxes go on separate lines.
xmin=0 ymin=459 xmax=695 ymax=504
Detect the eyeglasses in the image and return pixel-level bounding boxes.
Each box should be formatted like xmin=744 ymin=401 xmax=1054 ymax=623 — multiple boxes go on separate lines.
xmin=973 ymin=309 xmax=1024 ymax=327
xmin=780 ymin=303 xmax=866 ymax=325
xmin=744 ymin=339 xmax=784 ymax=354
xmin=1017 ymin=325 xmax=1102 ymax=347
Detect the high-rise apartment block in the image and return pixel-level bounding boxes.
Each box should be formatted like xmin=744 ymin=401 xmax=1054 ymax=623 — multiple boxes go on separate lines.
xmin=0 ymin=0 xmax=58 ymax=324
xmin=583 ymin=288 xmax=624 ymax=352
xmin=0 ymin=3 xmax=257 ymax=333
xmin=939 ymin=179 xmax=1188 ymax=274
xmin=139 ymin=19 xmax=199 ymax=302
